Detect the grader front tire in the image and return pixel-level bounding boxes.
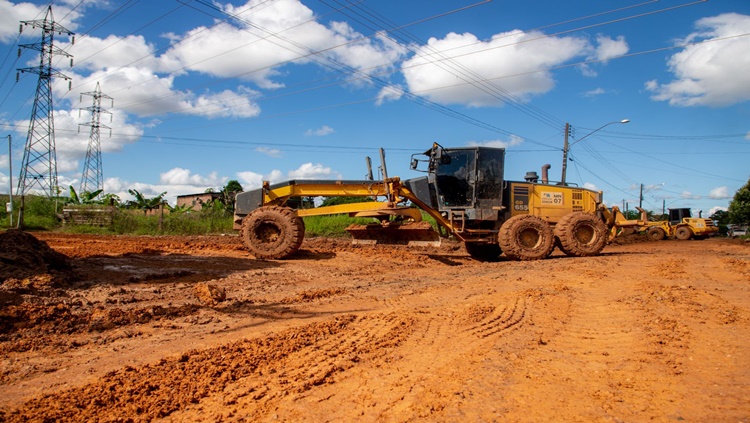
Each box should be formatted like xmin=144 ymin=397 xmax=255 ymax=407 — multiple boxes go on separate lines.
xmin=241 ymin=206 xmax=305 ymax=259
xmin=554 ymin=212 xmax=608 ymax=257
xmin=498 ymin=215 xmax=555 ymax=261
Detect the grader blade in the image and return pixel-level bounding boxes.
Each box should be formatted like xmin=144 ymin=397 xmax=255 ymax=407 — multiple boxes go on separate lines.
xmin=351 ymin=207 xmax=423 ymax=222
xmin=346 ymin=221 xmax=441 ymax=247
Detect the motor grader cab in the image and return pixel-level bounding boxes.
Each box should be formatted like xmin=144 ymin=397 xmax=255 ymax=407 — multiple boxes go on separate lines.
xmin=642 ymin=207 xmax=718 ymax=240
xmin=405 ymin=145 xmax=506 ymax=229
xmin=234 ymin=143 xmax=626 ymax=261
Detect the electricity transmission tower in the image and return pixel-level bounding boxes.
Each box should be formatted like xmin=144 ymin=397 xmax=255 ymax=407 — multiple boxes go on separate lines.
xmin=79 ymin=82 xmax=113 ymax=195
xmin=16 ymin=6 xmax=74 ymax=198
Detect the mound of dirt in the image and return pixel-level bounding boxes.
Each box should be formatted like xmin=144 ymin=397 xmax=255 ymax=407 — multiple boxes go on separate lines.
xmin=0 ymin=230 xmax=76 ymax=290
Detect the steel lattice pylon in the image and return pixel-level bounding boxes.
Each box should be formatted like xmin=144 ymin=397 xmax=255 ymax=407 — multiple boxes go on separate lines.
xmin=16 ymin=6 xmax=74 ymax=197
xmin=79 ymin=82 xmax=113 ymax=195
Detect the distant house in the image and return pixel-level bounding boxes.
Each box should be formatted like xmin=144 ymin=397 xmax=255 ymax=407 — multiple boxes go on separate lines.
xmin=176 ymin=192 xmax=221 ymax=211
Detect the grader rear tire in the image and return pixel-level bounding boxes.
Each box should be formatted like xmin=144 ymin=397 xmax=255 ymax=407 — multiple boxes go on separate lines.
xmin=498 ymin=215 xmax=555 ymax=261
xmin=554 ymin=212 xmax=608 ymax=257
xmin=675 ymin=226 xmax=693 ymax=240
xmin=241 ymin=206 xmax=305 ymax=259
xmin=647 ymin=227 xmax=667 ymax=241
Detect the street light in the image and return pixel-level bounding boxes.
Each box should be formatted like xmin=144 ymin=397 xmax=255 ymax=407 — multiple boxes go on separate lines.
xmin=561 ymin=119 xmax=629 ymax=185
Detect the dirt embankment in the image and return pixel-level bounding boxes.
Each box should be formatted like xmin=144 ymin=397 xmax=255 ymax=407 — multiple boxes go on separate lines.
xmin=1 ymin=231 xmax=749 ymax=422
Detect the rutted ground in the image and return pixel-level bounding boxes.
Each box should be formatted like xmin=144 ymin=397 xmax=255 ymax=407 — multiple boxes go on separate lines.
xmin=1 ymin=231 xmax=748 ymax=422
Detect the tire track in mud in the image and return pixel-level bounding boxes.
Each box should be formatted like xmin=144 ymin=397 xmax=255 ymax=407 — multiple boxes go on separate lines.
xmin=165 ymin=290 xmax=536 ymax=422
xmin=469 ymin=296 xmax=527 ymax=339
xmin=499 ymin=279 xmax=677 ymax=422
xmin=7 ymin=235 xmax=747 ymax=421
xmin=2 ymin=313 xmax=415 ymax=422
xmin=274 ymin=291 xmax=537 ymax=421
xmin=625 ymin=281 xmax=750 ymax=420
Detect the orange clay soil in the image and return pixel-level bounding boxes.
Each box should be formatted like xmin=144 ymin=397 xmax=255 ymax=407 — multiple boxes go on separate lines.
xmin=1 ymin=230 xmax=748 ymax=422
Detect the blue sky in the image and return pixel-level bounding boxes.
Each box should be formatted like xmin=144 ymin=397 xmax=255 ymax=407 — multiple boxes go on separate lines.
xmin=0 ymin=0 xmax=748 ymax=217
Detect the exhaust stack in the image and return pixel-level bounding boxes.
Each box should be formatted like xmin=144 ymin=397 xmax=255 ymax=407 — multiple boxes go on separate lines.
xmin=542 ymin=164 xmax=551 ymax=184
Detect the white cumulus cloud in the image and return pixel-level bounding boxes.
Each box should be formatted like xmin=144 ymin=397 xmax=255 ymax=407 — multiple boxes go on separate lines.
xmin=680 ymin=191 xmax=701 ymax=200
xmin=160 ymin=0 xmax=406 ymax=89
xmin=13 ymin=108 xmax=143 ymax=175
xmin=467 ymin=134 xmax=525 ymax=149
xmin=708 ymin=186 xmax=730 ymax=199
xmin=375 ymin=84 xmax=404 ymax=106
xmin=0 ymin=0 xmax=88 ymax=42
xmin=256 ymin=147 xmax=282 ymax=158
xmin=159 ymin=167 xmax=224 ymax=187
xmin=288 ymin=162 xmax=341 ymax=180
xmin=583 ymin=182 xmax=599 ymax=191
xmin=401 ymin=29 xmax=590 ymax=107
xmin=305 ymin=125 xmax=334 ymax=136
xmin=645 ymin=13 xmax=750 ymax=107
xmin=594 ymin=34 xmax=629 ymax=61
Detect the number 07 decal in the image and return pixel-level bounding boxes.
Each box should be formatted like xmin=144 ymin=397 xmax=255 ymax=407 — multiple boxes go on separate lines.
xmin=541 ymin=192 xmax=564 ymax=206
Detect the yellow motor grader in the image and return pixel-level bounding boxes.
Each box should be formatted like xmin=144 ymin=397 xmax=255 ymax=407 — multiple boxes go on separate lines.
xmin=233 ymin=143 xmax=642 ymax=261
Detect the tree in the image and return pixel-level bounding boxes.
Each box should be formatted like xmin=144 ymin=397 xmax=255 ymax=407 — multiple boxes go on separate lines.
xmin=100 ymin=193 xmax=121 ymax=206
xmin=728 ymin=178 xmax=750 ymax=225
xmin=167 ymin=203 xmax=194 ymax=214
xmin=66 ymin=186 xmax=103 ymax=205
xmin=710 ymin=209 xmax=729 ymax=226
xmin=127 ymin=189 xmax=167 ymax=214
xmin=219 ymin=180 xmax=243 ymax=213
xmin=224 ymin=180 xmax=243 ymax=194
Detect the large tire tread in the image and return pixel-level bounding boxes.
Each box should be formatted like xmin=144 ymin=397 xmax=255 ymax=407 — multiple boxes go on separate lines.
xmin=554 ymin=212 xmax=608 ymax=257
xmin=498 ymin=215 xmax=555 ymax=261
xmin=241 ymin=206 xmax=305 ymax=259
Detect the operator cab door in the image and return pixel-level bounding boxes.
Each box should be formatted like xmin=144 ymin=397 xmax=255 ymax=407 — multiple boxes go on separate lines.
xmin=433 ymin=147 xmax=505 ymax=218
xmin=435 ymin=149 xmax=476 ymax=209
xmin=475 ymin=148 xmax=504 ymax=218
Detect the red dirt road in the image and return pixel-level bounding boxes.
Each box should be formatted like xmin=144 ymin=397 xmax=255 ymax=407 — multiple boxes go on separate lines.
xmin=1 ymin=231 xmax=749 ymax=422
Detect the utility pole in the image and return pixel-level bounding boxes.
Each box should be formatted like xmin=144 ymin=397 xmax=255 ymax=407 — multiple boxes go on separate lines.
xmin=639 ymin=183 xmax=644 ymax=209
xmin=561 ymin=123 xmax=570 ymax=185
xmin=561 ymin=119 xmax=629 ymax=185
xmin=16 ymin=6 xmax=74 ymax=204
xmin=6 ymin=135 xmax=12 ymax=227
xmin=79 ymin=82 xmax=113 ymax=195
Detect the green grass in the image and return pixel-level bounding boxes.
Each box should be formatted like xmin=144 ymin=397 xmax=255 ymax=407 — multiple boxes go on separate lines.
xmin=1 ymin=194 xmax=61 ymax=230
xmin=302 ymin=211 xmax=440 ymax=238
xmin=109 ymin=210 xmax=234 ymax=235
xmin=302 ymin=214 xmax=373 ymax=238
xmin=0 ymin=195 xmax=235 ymax=235
xmin=0 ymin=194 xmax=438 ymax=238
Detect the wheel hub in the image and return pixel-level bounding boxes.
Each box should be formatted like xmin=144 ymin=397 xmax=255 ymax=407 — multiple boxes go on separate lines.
xmin=574 ymin=225 xmax=595 ymax=244
xmin=256 ymin=222 xmax=281 ymax=243
xmin=519 ymin=228 xmax=541 ymax=249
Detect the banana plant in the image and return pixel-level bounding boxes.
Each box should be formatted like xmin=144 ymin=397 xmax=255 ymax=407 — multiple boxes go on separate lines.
xmin=127 ymin=189 xmax=167 ymax=214
xmin=67 ymin=186 xmax=104 ymax=205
